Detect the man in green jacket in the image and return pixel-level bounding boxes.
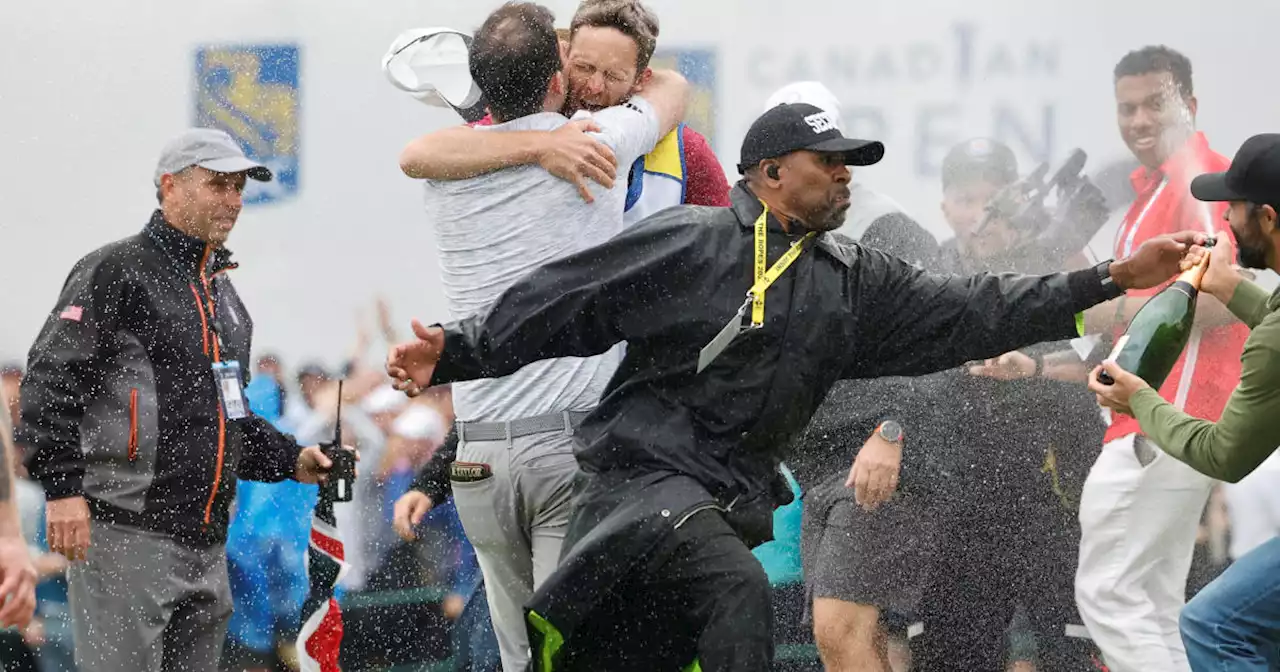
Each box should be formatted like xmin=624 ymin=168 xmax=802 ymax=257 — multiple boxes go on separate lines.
xmin=1090 ymin=132 xmax=1280 ymax=671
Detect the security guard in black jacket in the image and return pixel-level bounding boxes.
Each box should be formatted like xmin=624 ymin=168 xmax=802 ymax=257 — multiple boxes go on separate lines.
xmin=386 ymin=103 xmax=1205 ymax=672
xmin=19 ymin=128 xmax=346 ymax=672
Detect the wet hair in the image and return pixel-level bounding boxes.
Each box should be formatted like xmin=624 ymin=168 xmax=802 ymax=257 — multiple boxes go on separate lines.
xmin=1114 ymin=45 xmax=1194 ymax=99
xmin=469 ymin=2 xmax=562 ymax=123
xmin=570 ymin=0 xmax=660 ymax=72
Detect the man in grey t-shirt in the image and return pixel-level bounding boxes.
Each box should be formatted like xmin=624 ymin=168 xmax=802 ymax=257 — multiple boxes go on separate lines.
xmin=397 ymin=4 xmax=688 ymax=669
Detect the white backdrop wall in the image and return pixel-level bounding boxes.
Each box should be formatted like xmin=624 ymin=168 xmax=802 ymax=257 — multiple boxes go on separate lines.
xmin=1 ymin=0 xmax=1273 ymax=365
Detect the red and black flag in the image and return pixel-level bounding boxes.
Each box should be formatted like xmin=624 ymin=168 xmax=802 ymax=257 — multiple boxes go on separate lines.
xmin=297 ymin=488 xmax=350 ymax=671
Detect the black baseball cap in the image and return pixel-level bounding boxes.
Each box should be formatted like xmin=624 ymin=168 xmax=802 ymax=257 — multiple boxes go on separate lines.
xmin=738 ymin=103 xmax=884 ymax=174
xmin=942 ymin=138 xmax=1018 ymax=189
xmin=1191 ymin=133 xmax=1280 ymax=206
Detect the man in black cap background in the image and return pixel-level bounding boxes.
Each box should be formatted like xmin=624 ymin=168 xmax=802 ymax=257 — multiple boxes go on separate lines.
xmin=1087 ymin=133 xmax=1280 ymax=670
xmin=385 ymin=102 xmax=1203 ymax=671
xmin=925 ymin=139 xmax=1104 ymax=671
xmin=18 ymin=128 xmax=348 ymax=672
xmin=936 ymin=138 xmax=1021 ymax=263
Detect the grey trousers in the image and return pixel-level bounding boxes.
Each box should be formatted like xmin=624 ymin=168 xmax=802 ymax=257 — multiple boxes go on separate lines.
xmin=452 ymin=428 xmax=579 ymax=672
xmin=68 ymin=519 xmax=232 ymax=672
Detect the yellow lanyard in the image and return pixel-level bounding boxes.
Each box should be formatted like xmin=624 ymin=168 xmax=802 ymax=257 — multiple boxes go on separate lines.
xmin=750 ymin=205 xmax=817 ymax=327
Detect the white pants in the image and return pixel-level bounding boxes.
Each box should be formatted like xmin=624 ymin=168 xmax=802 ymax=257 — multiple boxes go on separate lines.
xmin=1076 ymin=434 xmax=1215 ymax=672
xmin=452 ymin=429 xmax=579 ymax=672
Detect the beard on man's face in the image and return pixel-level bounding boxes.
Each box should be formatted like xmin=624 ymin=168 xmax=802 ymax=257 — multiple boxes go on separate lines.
xmin=1238 ymin=239 xmax=1270 ymax=270
xmin=805 ymin=201 xmax=850 ymax=232
xmin=1237 ymin=214 xmax=1271 ymax=270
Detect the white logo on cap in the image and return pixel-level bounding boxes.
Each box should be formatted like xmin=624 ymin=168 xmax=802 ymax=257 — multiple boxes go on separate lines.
xmin=804 ymin=112 xmax=837 ymax=134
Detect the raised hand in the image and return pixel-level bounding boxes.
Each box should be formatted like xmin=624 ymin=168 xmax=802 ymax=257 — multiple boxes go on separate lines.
xmin=386 ymin=320 xmax=446 ymax=397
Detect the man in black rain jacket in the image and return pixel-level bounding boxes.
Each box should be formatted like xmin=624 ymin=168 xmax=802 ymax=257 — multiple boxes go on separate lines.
xmin=386 ymin=103 xmax=1206 ymax=672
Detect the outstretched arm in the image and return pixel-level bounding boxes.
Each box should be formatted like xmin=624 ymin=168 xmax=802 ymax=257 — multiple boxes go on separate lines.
xmin=848 ymin=232 xmax=1204 ymax=379
xmin=388 ymin=219 xmax=707 ymax=392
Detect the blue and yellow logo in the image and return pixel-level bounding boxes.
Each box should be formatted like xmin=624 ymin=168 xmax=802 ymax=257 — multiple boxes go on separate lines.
xmin=651 ymin=49 xmax=717 ymax=152
xmin=195 ymin=45 xmax=300 ymax=206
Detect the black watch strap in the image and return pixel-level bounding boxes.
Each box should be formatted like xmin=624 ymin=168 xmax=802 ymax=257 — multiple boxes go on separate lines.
xmin=1094 ymin=259 xmax=1125 ymax=300
xmin=1095 ymin=259 xmax=1114 ymax=287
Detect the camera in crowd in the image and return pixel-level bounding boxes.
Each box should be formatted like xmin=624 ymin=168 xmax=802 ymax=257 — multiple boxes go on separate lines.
xmin=974 ymin=148 xmax=1112 ymax=272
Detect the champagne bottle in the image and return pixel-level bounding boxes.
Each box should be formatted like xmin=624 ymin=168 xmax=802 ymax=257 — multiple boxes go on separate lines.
xmin=1097 ymin=243 xmax=1212 ymax=388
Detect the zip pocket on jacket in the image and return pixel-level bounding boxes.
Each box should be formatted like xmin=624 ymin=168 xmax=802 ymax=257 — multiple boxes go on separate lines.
xmin=128 ymin=388 xmax=139 ymax=462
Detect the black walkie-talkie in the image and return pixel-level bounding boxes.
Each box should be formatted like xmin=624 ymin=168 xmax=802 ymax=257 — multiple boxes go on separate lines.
xmin=320 ymin=380 xmax=356 ymax=502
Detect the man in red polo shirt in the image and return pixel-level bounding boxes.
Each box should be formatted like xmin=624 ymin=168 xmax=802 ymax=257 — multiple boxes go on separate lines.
xmin=1074 ymin=45 xmax=1247 ymax=672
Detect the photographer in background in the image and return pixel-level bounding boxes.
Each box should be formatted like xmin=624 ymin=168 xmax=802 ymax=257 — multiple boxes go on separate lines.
xmin=801 ymin=138 xmax=1109 ymax=672
xmin=935 ymin=138 xmax=1107 ymax=672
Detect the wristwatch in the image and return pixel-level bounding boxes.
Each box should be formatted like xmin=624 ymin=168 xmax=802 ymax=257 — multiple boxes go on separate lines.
xmin=1094 ymin=259 xmax=1115 ymax=289
xmin=876 ymin=420 xmax=904 ymax=445
xmin=1094 ymin=259 xmax=1125 ymax=300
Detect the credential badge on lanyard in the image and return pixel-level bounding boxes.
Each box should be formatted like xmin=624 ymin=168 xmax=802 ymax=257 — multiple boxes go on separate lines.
xmin=212 ymin=361 xmax=248 ymax=420
xmin=697 ymin=205 xmax=816 ymax=373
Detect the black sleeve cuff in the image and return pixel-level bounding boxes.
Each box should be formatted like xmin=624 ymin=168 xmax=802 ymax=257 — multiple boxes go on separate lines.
xmin=410 ymin=426 xmax=457 ymax=506
xmin=415 ymin=475 xmax=451 ymax=508
xmin=279 ymin=437 xmax=305 ymax=482
xmin=1066 ymin=264 xmax=1124 ymax=313
xmin=263 ymin=420 xmax=304 ymax=482
xmin=41 ymin=472 xmax=84 ymax=500
xmin=430 ymin=323 xmax=474 ymax=387
xmin=242 ymin=417 xmax=304 ymax=483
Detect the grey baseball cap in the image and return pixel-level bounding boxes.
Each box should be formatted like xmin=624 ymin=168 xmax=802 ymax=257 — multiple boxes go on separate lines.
xmin=153 ymin=128 xmax=273 ymax=186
